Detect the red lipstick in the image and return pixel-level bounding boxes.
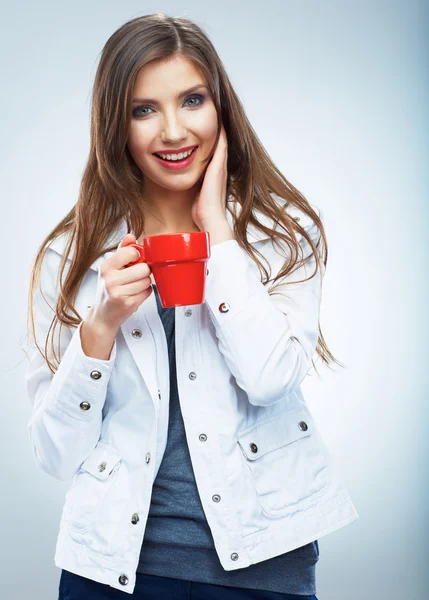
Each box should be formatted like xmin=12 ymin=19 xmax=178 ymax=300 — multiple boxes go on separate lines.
xmin=152 ymin=146 xmax=199 ymax=171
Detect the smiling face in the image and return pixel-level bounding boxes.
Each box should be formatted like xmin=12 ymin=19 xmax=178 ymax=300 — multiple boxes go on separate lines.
xmin=127 ymin=55 xmax=218 ymax=198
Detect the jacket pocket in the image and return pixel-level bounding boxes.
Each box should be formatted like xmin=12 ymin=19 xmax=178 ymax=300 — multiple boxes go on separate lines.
xmin=237 ymin=407 xmax=330 ymax=515
xmin=65 ymin=440 xmax=123 ymax=534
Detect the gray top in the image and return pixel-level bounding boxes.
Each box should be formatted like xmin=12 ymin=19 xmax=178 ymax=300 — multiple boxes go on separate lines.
xmin=137 ymin=285 xmax=319 ymax=595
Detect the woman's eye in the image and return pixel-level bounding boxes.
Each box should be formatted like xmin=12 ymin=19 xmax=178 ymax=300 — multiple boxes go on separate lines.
xmin=184 ymin=94 xmax=205 ymax=108
xmin=132 ymin=94 xmax=205 ymax=118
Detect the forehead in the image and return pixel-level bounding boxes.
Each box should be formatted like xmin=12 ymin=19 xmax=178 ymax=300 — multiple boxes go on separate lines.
xmin=133 ymin=56 xmax=206 ymax=94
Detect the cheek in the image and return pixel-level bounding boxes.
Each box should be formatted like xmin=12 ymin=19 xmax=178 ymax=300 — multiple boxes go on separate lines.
xmin=127 ymin=126 xmax=149 ymax=160
xmin=193 ymin=104 xmax=218 ymax=139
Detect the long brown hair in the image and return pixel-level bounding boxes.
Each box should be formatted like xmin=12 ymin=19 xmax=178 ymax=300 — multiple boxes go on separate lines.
xmin=26 ymin=12 xmax=344 ymax=376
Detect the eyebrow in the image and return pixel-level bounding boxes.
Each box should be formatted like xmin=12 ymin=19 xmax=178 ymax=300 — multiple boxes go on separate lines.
xmin=132 ymin=84 xmax=208 ymax=104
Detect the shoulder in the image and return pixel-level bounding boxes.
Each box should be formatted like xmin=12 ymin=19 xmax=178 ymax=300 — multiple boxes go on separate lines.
xmin=270 ymin=192 xmax=322 ymax=230
xmin=36 ymin=236 xmax=98 ymax=316
xmin=267 ymin=193 xmax=322 ymax=248
xmin=229 ymin=192 xmax=321 ymax=244
xmin=45 ymin=231 xmax=105 ymax=273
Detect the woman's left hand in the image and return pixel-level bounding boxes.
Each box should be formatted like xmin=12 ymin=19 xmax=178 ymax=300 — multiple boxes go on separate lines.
xmin=191 ymin=123 xmax=229 ymax=232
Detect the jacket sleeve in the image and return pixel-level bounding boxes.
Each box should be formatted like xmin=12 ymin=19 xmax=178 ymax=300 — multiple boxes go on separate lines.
xmin=25 ymin=248 xmax=117 ymax=481
xmin=204 ymin=208 xmax=325 ymax=407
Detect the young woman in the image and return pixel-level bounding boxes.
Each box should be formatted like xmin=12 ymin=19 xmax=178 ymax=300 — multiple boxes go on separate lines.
xmin=25 ymin=12 xmax=359 ymax=600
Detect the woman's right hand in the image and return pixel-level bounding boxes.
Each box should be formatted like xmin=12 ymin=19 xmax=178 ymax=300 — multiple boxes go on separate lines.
xmin=88 ymin=233 xmax=153 ymax=334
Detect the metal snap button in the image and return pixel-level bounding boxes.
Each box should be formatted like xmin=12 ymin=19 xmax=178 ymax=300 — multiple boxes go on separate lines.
xmin=118 ymin=574 xmax=129 ymax=585
xmin=98 ymin=462 xmax=107 ymax=472
xmin=218 ymin=302 xmax=230 ymax=313
xmin=199 ymin=434 xmax=207 ymax=442
xmin=298 ymin=421 xmax=308 ymax=431
xmin=189 ymin=372 xmax=197 ymax=380
xmin=145 ymin=452 xmax=151 ymax=464
xmin=185 ymin=309 xmax=192 ymax=317
xmin=249 ymin=443 xmax=258 ymax=453
xmin=212 ymin=494 xmax=221 ymax=503
xmin=230 ymin=553 xmax=239 ymax=561
xmin=131 ymin=513 xmax=139 ymax=525
xmin=79 ymin=401 xmax=91 ymax=411
xmin=90 ymin=370 xmax=102 ymax=380
xmin=132 ymin=329 xmax=142 ymax=338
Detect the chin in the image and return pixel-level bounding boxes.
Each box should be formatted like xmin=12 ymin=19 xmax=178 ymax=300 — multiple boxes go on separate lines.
xmin=151 ymin=173 xmax=202 ymax=191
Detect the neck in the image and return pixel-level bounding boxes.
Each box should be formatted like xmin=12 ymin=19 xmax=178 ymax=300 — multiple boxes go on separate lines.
xmin=139 ymin=182 xmax=201 ymax=239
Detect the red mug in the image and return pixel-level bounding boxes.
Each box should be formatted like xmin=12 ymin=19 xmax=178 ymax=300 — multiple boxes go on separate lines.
xmin=124 ymin=231 xmax=211 ymax=308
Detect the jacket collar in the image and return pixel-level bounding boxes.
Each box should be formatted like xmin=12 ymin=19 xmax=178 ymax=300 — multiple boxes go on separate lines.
xmin=48 ymin=194 xmax=294 ymax=273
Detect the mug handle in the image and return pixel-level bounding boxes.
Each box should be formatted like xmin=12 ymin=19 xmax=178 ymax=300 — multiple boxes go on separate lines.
xmin=125 ymin=243 xmax=146 ymax=267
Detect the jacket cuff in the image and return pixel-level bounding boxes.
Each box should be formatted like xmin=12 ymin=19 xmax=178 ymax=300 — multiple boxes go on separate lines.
xmin=48 ymin=321 xmax=117 ymax=420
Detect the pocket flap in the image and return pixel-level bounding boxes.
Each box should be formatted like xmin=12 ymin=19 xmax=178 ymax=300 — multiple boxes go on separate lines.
xmin=79 ymin=440 xmax=122 ymax=481
xmin=237 ymin=408 xmax=312 ymax=461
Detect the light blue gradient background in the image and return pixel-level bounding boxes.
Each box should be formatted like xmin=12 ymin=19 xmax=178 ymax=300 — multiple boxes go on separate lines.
xmin=2 ymin=1 xmax=428 ymax=598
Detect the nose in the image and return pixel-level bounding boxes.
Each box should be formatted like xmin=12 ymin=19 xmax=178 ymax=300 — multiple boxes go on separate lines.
xmin=160 ymin=111 xmax=187 ymax=144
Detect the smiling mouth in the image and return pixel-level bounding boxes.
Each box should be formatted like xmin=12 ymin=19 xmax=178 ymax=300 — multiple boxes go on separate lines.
xmin=153 ymin=146 xmax=198 ymax=162
xmin=152 ymin=146 xmax=199 ymax=170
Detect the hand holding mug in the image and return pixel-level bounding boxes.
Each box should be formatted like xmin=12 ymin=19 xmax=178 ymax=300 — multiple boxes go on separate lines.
xmin=88 ymin=233 xmax=153 ymax=333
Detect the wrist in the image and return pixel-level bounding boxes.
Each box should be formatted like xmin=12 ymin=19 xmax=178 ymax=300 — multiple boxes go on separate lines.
xmin=206 ymin=220 xmax=235 ymax=246
xmin=80 ymin=316 xmax=117 ymax=361
xmin=86 ymin=308 xmax=119 ymax=339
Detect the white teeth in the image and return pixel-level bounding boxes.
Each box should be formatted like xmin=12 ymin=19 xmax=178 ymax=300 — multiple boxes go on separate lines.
xmin=155 ymin=147 xmax=196 ymax=161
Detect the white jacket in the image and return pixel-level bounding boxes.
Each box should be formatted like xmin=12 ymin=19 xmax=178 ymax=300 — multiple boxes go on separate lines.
xmin=25 ymin=193 xmax=359 ymax=595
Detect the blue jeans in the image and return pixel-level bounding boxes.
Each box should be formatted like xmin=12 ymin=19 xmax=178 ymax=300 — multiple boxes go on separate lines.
xmin=58 ymin=569 xmax=319 ymax=599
